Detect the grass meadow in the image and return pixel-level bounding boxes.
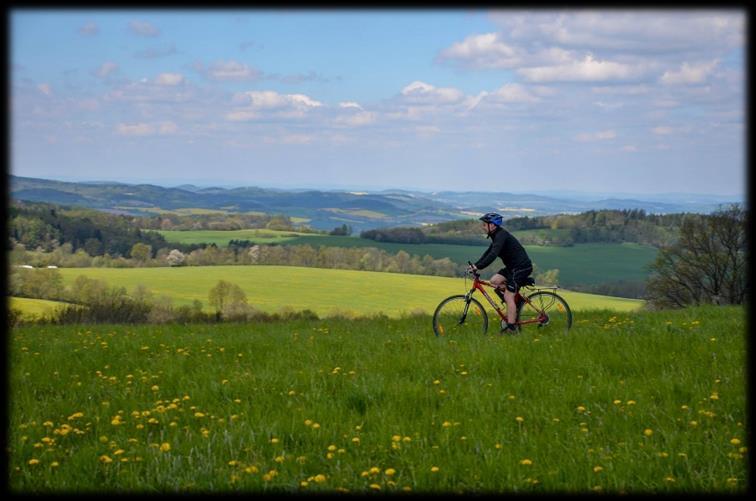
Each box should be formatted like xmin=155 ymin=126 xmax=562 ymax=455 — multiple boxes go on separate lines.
xmin=54 ymin=265 xmax=643 ymax=317
xmin=155 ymin=230 xmax=658 ymax=287
xmin=8 ymin=305 xmax=746 ymax=493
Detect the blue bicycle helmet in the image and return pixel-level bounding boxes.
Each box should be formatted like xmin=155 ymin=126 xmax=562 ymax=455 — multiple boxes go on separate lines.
xmin=479 ymin=212 xmax=503 ymax=227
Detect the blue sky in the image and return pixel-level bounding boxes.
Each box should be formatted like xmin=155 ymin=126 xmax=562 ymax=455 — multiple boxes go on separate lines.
xmin=10 ymin=9 xmax=746 ymax=196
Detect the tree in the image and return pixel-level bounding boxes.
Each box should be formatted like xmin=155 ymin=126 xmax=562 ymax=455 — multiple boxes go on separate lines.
xmin=130 ymin=242 xmax=152 ymax=263
xmin=208 ymin=280 xmax=248 ymax=319
xmin=645 ymin=205 xmax=747 ymax=309
xmin=166 ymin=249 xmax=186 ymax=266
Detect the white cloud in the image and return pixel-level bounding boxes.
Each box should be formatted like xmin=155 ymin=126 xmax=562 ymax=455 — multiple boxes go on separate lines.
xmin=490 ymin=83 xmax=540 ymax=102
xmin=575 ymin=129 xmax=616 ymax=142
xmin=438 ymin=32 xmax=520 ymax=69
xmin=96 ymin=62 xmax=118 ymax=79
xmin=334 ymin=111 xmax=376 ymax=127
xmin=115 ymin=121 xmax=177 ymax=136
xmin=195 ymin=60 xmax=262 ymax=82
xmin=155 ymin=73 xmax=185 ymax=86
xmin=129 ymin=20 xmax=160 ymax=37
xmin=78 ymin=22 xmax=99 ymax=36
xmin=401 ymin=81 xmax=464 ymax=104
xmin=652 ymin=126 xmax=674 ymax=135
xmin=37 ymin=83 xmax=52 ymax=97
xmin=660 ymin=60 xmax=719 ymax=85
xmin=116 ymin=123 xmax=154 ymax=136
xmin=518 ymin=54 xmax=646 ymax=82
xmin=339 ymin=101 xmax=363 ymax=110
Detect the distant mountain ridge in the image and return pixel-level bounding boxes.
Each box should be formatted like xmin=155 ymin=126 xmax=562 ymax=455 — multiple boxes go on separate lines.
xmin=9 ymin=175 xmax=741 ymax=232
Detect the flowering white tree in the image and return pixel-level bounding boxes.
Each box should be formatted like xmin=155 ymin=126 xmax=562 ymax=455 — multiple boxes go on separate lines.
xmin=166 ymin=249 xmax=186 ymax=267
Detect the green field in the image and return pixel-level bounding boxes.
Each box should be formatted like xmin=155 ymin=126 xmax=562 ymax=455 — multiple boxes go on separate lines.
xmin=8 ymin=305 xmax=746 ymax=492
xmin=55 ymin=265 xmax=642 ymax=317
xmin=156 ymin=230 xmax=658 ymax=287
xmin=9 ymin=297 xmax=72 ymax=320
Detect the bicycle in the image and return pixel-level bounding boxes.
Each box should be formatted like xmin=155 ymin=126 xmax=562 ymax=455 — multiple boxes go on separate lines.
xmin=432 ymin=261 xmax=573 ymax=337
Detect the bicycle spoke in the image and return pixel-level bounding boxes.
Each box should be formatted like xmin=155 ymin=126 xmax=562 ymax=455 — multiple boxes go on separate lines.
xmin=433 ymin=296 xmax=488 ymax=337
xmin=517 ymin=291 xmax=572 ymax=334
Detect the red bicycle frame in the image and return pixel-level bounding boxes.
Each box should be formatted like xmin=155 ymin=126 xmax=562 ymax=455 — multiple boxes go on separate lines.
xmin=466 ymin=271 xmax=546 ymax=327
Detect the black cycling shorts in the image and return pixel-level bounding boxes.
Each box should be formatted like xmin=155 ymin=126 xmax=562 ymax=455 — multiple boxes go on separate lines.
xmin=497 ymin=265 xmax=533 ymax=293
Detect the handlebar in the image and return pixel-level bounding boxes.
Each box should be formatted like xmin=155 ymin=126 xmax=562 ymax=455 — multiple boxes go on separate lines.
xmin=466 ymin=261 xmax=481 ymax=278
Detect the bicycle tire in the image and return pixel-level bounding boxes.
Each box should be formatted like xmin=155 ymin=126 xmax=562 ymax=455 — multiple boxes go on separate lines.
xmin=432 ymin=295 xmax=488 ymax=337
xmin=516 ymin=291 xmax=573 ymax=334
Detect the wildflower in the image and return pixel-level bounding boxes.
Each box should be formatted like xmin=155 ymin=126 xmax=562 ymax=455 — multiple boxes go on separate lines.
xmin=51 ymin=462 xmax=59 ymax=468
xmin=304 ymin=419 xmax=312 ymax=426
xmin=300 ymin=481 xmax=309 ymax=488
xmin=431 ymin=466 xmax=440 ymax=473
xmin=515 ymin=416 xmax=524 ymax=423
xmin=270 ymin=438 xmax=280 ymax=444
xmin=312 ymin=423 xmax=321 ymax=430
xmin=385 ymin=468 xmax=396 ymax=476
xmin=664 ymin=476 xmax=675 ymax=483
xmin=99 ymin=455 xmax=113 ymax=464
xmin=593 ymin=466 xmax=603 ymax=473
xmin=28 ymin=459 xmax=40 ymax=466
xmin=245 ymin=466 xmax=258 ymax=474
xmin=520 ymin=459 xmax=533 ymax=465
xmin=160 ymin=443 xmax=171 ymax=452
xmin=275 ymin=455 xmax=285 ymax=463
xmin=151 ymin=385 xmax=159 ymax=392
xmin=727 ymin=478 xmax=738 ymax=486
xmin=352 ymin=437 xmax=360 ymax=444
xmin=643 ymin=429 xmax=653 ymax=437
xmin=433 ymin=380 xmax=441 ymax=385
xmin=730 ymin=438 xmax=741 ymax=446
xmin=68 ymin=412 xmax=84 ymax=420
xmin=689 ymin=421 xmax=699 ymax=428
xmin=612 ymin=400 xmax=621 ymax=405
xmin=370 ymin=484 xmax=381 ymax=490
xmin=627 ymin=400 xmax=637 ymax=405
xmin=369 ymin=466 xmax=381 ymax=475
xmin=391 ymin=435 xmax=402 ymax=442
xmin=194 ymin=412 xmax=205 ymax=418
xmin=576 ymin=406 xmax=586 ymax=413
xmin=442 ymin=421 xmax=452 ymax=428
xmin=327 ymin=444 xmax=337 ymax=451
xmin=314 ymin=474 xmax=326 ymax=483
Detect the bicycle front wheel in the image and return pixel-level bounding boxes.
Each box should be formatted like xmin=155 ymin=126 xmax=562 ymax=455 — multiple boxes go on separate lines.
xmin=432 ymin=295 xmax=488 ymax=337
xmin=517 ymin=291 xmax=572 ymax=334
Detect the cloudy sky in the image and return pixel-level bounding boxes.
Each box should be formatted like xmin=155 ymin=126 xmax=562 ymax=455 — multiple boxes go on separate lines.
xmin=10 ymin=9 xmax=746 ymax=195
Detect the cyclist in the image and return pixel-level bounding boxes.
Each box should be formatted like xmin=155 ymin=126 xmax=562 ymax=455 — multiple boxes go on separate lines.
xmin=468 ymin=212 xmax=533 ymax=334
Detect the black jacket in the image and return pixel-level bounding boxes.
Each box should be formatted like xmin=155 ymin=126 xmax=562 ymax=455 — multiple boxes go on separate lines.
xmin=474 ymin=227 xmax=532 ymax=271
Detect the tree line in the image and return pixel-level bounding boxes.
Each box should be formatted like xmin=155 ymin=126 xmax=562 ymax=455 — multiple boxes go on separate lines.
xmin=360 ymin=209 xmax=695 ymax=247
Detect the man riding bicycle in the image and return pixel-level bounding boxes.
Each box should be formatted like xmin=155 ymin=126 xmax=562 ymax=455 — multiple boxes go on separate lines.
xmin=468 ymin=212 xmax=533 ymax=334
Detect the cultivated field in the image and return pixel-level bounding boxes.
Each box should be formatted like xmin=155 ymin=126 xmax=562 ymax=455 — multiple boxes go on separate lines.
xmin=8 ymin=305 xmax=746 ymax=493
xmin=54 ymin=265 xmax=643 ymax=317
xmin=155 ymin=230 xmax=658 ymax=287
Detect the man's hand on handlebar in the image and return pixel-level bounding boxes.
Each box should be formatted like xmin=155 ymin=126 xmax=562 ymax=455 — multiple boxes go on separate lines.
xmin=467 ymin=263 xmax=478 ymax=274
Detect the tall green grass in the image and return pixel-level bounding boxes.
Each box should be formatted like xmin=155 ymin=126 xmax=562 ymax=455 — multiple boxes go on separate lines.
xmin=8 ymin=305 xmax=746 ymax=493
xmin=55 ymin=265 xmax=643 ymax=317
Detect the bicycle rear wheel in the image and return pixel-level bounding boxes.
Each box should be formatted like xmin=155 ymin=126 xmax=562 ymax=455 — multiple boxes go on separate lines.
xmin=432 ymin=295 xmax=488 ymax=337
xmin=517 ymin=291 xmax=572 ymax=334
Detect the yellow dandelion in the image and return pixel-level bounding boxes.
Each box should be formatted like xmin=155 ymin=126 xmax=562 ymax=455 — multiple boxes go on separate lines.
xmin=327 ymin=444 xmax=337 ymax=451
xmin=300 ymin=481 xmax=309 ymax=488
xmin=727 ymin=478 xmax=738 ymax=486
xmin=385 ymin=468 xmax=396 ymax=476
xmin=664 ymin=476 xmax=675 ymax=483
xmin=643 ymin=428 xmax=654 ymax=437
xmin=442 ymin=421 xmax=452 ymax=428
xmin=515 ymin=416 xmax=524 ymax=423
xmin=51 ymin=461 xmax=59 ymax=468
xmin=520 ymin=459 xmax=533 ymax=465
xmin=270 ymin=438 xmax=280 ymax=444
xmin=194 ymin=412 xmax=205 ymax=418
xmin=245 ymin=466 xmax=259 ymax=474
xmin=612 ymin=400 xmax=621 ymax=405
xmin=352 ymin=437 xmax=360 ymax=444
xmin=433 ymin=380 xmax=441 ymax=385
xmin=99 ymin=455 xmax=113 ymax=464
xmin=312 ymin=423 xmax=320 ymax=429
xmin=304 ymin=419 xmax=313 ymax=426
xmin=160 ymin=442 xmax=171 ymax=452
xmin=431 ymin=466 xmax=440 ymax=473
xmin=369 ymin=466 xmax=381 ymax=475
xmin=730 ymin=438 xmax=741 ymax=446
xmin=314 ymin=474 xmax=326 ymax=483
xmin=593 ymin=466 xmax=603 ymax=473
xmin=627 ymin=400 xmax=636 ymax=405
xmin=275 ymin=455 xmax=285 ymax=463
xmin=370 ymin=484 xmax=381 ymax=490
xmin=391 ymin=435 xmax=401 ymax=442
xmin=151 ymin=385 xmax=159 ymax=392
xmin=576 ymin=406 xmax=586 ymax=413
xmin=28 ymin=459 xmax=40 ymax=466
